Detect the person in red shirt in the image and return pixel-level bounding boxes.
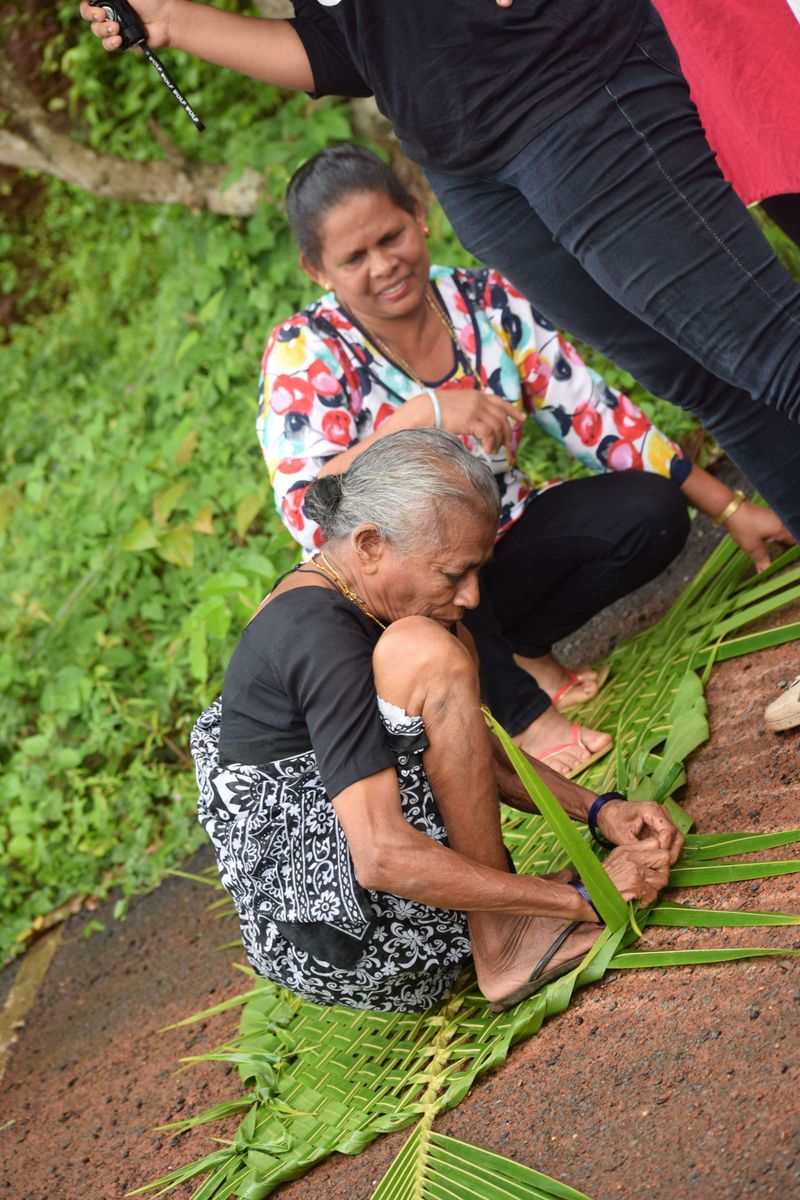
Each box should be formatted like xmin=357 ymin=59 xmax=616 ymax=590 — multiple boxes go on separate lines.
xmin=654 ymin=0 xmax=800 ymax=243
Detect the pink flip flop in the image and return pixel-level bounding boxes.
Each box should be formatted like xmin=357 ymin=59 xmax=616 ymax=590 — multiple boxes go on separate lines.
xmin=536 ymin=722 xmax=613 ymax=780
xmin=552 ymin=662 xmax=611 ymax=713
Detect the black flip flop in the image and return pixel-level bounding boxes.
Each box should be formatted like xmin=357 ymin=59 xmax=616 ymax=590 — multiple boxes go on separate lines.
xmin=488 ymin=921 xmax=587 ymax=1014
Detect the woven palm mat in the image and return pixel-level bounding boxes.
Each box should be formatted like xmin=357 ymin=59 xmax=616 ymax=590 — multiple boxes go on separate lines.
xmin=147 ymin=538 xmax=800 ymax=1199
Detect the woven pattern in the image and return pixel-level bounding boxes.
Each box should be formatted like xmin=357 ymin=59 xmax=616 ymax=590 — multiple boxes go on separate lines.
xmin=145 ymin=539 xmax=800 ymax=1200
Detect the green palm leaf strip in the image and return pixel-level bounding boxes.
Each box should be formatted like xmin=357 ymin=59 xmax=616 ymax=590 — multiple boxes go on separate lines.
xmin=609 ymin=947 xmax=800 ymax=969
xmin=646 ymin=901 xmax=800 ymax=928
xmin=668 ymin=859 xmax=800 ymax=886
xmin=371 ymin=1120 xmax=591 ymax=1200
xmin=482 ymin=708 xmax=627 ymax=929
xmin=693 ymin=622 xmax=800 ymax=668
xmin=679 ymin=828 xmax=800 ymax=858
xmin=138 ymin=533 xmax=800 ymax=1200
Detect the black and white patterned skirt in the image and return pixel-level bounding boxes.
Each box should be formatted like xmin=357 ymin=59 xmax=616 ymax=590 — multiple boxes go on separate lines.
xmin=191 ymin=699 xmax=472 ymax=1012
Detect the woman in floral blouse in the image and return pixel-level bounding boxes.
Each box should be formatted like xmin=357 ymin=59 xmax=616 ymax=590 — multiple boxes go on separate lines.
xmin=258 ymin=146 xmax=792 ymax=777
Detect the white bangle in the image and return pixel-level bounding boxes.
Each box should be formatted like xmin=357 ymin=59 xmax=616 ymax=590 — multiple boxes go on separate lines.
xmin=428 ymin=390 xmax=442 ymax=429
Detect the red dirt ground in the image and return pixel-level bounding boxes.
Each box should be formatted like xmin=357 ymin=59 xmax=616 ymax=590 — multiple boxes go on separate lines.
xmin=2 ymin=634 xmax=799 ymax=1199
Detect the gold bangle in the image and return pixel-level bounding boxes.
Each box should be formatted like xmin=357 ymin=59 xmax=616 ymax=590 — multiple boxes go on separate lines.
xmin=713 ymin=489 xmax=747 ymax=527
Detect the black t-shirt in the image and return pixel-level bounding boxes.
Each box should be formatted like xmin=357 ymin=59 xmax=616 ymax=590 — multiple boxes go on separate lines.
xmin=219 ymin=587 xmax=395 ymax=799
xmin=290 ymin=0 xmax=651 ymax=174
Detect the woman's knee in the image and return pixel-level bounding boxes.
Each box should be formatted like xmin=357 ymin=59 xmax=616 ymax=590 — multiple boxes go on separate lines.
xmin=642 ymin=473 xmax=690 ymax=537
xmin=373 ymin=617 xmax=477 ymax=698
xmin=616 ymin=473 xmax=691 ymax=566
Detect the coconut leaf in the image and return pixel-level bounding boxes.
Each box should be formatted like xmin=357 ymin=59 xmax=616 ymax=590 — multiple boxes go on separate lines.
xmin=129 ymin=1148 xmax=238 ymax=1196
xmin=371 ymin=1123 xmax=591 ymax=1200
xmin=635 ymin=673 xmax=708 ymax=802
xmin=646 ymin=901 xmax=800 ymax=928
xmin=669 ymin=859 xmax=800 ymax=886
xmin=678 ymin=828 xmax=800 ymax=859
xmin=609 ymin=947 xmax=800 ymax=969
xmin=732 ymin=545 xmax=799 ymax=591
xmin=483 ymin=709 xmax=627 ymax=929
xmin=693 ymin=622 xmax=800 ymax=667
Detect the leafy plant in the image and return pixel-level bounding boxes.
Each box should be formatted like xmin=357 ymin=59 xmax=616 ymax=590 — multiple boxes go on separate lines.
xmin=0 ymin=4 xmax=360 ymax=959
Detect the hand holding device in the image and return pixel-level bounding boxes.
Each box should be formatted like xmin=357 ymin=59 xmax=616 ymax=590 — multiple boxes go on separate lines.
xmin=100 ymin=0 xmax=205 ymax=130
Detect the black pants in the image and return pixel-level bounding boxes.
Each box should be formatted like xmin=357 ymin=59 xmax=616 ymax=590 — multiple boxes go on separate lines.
xmin=424 ymin=7 xmax=800 ymax=540
xmin=464 ymin=472 xmax=690 ymax=735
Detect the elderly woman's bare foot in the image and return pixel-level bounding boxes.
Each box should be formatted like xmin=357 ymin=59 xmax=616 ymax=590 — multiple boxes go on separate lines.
xmin=512 ymin=706 xmax=612 ymax=777
xmin=476 ymin=915 xmax=602 ymax=1007
xmin=514 ymin=651 xmax=602 ymax=709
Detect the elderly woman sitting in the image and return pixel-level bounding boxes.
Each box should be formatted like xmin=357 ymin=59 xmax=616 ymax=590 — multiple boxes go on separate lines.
xmin=259 ymin=144 xmax=792 ymax=779
xmin=193 ymin=431 xmax=681 ymax=1014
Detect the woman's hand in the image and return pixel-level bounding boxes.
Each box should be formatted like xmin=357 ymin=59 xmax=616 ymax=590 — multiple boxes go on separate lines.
xmin=79 ymin=1 xmax=314 ymax=89
xmin=724 ymin=499 xmax=794 ymax=573
xmin=433 ymin=388 xmax=524 ymax=455
xmin=596 ymin=799 xmax=684 ymax=864
xmin=602 ymin=841 xmax=672 ymax=906
xmin=80 ymin=0 xmax=174 ymax=52
xmin=680 ymin=464 xmax=795 ymax=572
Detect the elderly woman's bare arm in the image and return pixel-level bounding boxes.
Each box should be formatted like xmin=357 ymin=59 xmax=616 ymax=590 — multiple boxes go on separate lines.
xmin=489 ymin=735 xmax=684 ymax=864
xmin=332 ymin=768 xmax=671 ymax=920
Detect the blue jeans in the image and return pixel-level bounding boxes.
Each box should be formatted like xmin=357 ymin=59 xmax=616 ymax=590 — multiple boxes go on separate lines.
xmin=426 ymin=6 xmax=800 ymax=538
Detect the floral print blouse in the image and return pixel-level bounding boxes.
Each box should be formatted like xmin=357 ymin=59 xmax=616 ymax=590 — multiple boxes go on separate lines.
xmin=257 ymin=266 xmax=690 ymax=553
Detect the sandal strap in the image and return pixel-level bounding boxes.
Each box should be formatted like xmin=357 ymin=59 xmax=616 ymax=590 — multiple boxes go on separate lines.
xmin=550 ymin=669 xmax=582 ymax=708
xmin=538 ymin=723 xmax=583 ymax=762
xmin=528 ymin=921 xmax=582 ymax=983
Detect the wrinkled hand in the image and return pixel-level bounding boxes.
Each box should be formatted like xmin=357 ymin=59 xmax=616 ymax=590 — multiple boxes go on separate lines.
xmin=602 ymin=841 xmax=671 ymax=906
xmin=435 ymin=388 xmax=524 ymax=455
xmin=79 ymin=0 xmax=173 ymax=52
xmin=724 ymin=500 xmax=795 ymax=573
xmin=596 ymin=799 xmax=684 ymax=864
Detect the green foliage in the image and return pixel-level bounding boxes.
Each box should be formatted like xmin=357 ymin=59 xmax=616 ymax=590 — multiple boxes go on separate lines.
xmin=0 ymin=4 xmax=359 ymax=960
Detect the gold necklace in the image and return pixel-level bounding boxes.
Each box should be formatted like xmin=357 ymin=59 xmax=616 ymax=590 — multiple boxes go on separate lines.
xmin=354 ymin=287 xmax=479 ymax=390
xmin=312 ymin=553 xmax=387 ymax=630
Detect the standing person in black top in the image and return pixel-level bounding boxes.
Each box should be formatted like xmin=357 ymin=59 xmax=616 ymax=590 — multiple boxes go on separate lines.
xmin=193 ymin=429 xmax=680 ymax=1012
xmin=82 ymin=0 xmax=800 ymax=539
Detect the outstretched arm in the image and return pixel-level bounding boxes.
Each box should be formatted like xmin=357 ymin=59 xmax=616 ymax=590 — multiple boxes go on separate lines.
xmin=488 ymin=733 xmax=684 ymax=862
xmin=679 ymin=464 xmax=794 ymax=572
xmin=80 ymin=0 xmax=315 ymax=90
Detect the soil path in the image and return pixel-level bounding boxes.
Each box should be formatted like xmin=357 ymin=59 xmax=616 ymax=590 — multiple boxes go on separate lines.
xmin=2 ymin=502 xmax=799 ymax=1200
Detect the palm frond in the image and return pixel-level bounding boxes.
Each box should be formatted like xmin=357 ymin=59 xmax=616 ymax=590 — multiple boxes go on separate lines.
xmin=371 ymin=1121 xmax=591 ymax=1200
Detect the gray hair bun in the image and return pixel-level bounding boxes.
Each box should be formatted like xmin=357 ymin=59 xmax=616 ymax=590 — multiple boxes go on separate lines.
xmin=303 ymin=429 xmax=500 ymax=551
xmin=304 ymin=472 xmax=345 ymax=526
